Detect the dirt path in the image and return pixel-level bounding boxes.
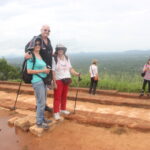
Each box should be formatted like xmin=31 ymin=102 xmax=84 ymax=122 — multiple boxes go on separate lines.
xmin=1 ymin=82 xmax=150 ymax=149
xmin=1 ymin=82 xmax=150 ymax=109
xmin=1 ymin=108 xmax=150 ymax=150
xmin=1 ymin=90 xmax=150 ymax=123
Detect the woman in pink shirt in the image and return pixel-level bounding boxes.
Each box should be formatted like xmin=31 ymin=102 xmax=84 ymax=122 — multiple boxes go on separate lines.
xmin=52 ymin=44 xmax=80 ymax=120
xmin=140 ymin=58 xmax=150 ymax=96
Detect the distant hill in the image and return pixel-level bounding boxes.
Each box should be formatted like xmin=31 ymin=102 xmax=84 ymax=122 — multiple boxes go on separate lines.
xmin=68 ymin=50 xmax=150 ymax=74
xmin=4 ymin=50 xmax=150 ymax=74
xmin=5 ymin=56 xmax=24 ymax=67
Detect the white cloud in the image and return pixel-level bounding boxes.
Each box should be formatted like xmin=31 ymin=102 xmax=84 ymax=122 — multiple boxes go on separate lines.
xmin=0 ymin=0 xmax=150 ymax=56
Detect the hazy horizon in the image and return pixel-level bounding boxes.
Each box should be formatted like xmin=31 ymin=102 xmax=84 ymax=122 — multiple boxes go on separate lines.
xmin=1 ymin=49 xmax=150 ymax=59
xmin=0 ymin=0 xmax=150 ymax=56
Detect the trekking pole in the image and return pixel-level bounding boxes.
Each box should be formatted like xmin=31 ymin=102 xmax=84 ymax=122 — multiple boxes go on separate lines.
xmin=73 ymin=74 xmax=82 ymax=114
xmin=10 ymin=60 xmax=27 ymax=111
xmin=10 ymin=80 xmax=23 ymax=111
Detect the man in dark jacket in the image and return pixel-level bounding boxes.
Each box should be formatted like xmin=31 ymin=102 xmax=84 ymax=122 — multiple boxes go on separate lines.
xmin=25 ymin=25 xmax=53 ymax=112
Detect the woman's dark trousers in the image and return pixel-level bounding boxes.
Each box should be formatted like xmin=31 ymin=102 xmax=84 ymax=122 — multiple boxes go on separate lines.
xmin=142 ymin=79 xmax=150 ymax=93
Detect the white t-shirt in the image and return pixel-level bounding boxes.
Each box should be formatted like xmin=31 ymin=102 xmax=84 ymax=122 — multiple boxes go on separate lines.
xmin=52 ymin=56 xmax=72 ymax=80
xmin=89 ymin=64 xmax=98 ymax=78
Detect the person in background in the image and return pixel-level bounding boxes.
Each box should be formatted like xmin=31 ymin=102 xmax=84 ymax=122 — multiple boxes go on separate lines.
xmin=89 ymin=59 xmax=99 ymax=95
xmin=27 ymin=37 xmax=52 ymax=129
xmin=25 ymin=25 xmax=53 ymax=112
xmin=140 ymin=58 xmax=150 ymax=97
xmin=52 ymin=44 xmax=80 ymax=120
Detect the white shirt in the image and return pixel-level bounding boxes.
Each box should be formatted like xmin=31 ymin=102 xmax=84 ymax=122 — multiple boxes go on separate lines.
xmin=52 ymin=56 xmax=72 ymax=80
xmin=89 ymin=64 xmax=98 ymax=78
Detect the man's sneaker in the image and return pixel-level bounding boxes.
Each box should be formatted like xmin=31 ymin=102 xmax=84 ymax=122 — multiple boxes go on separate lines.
xmin=43 ymin=119 xmax=52 ymax=124
xmin=60 ymin=110 xmax=70 ymax=115
xmin=45 ymin=105 xmax=53 ymax=112
xmin=53 ymin=113 xmax=61 ymax=120
xmin=37 ymin=122 xmax=49 ymax=130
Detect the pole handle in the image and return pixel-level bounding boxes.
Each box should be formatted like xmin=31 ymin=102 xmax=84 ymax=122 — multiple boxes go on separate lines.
xmin=78 ymin=73 xmax=82 ymax=82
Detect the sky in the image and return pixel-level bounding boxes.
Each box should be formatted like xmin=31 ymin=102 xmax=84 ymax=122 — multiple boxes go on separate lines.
xmin=0 ymin=0 xmax=150 ymax=56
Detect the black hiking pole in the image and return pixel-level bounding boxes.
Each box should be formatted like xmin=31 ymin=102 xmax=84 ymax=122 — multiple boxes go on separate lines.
xmin=73 ymin=74 xmax=82 ymax=114
xmin=10 ymin=59 xmax=27 ymax=111
xmin=10 ymin=80 xmax=23 ymax=111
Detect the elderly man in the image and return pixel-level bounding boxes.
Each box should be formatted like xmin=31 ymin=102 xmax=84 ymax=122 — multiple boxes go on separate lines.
xmin=25 ymin=25 xmax=53 ymax=112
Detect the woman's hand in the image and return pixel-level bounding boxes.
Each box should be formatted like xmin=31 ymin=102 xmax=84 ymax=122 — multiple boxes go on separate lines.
xmin=25 ymin=52 xmax=32 ymax=59
xmin=74 ymin=71 xmax=81 ymax=78
xmin=78 ymin=73 xmax=82 ymax=81
xmin=44 ymin=68 xmax=50 ymax=74
xmin=77 ymin=72 xmax=81 ymax=77
xmin=53 ymin=81 xmax=57 ymax=89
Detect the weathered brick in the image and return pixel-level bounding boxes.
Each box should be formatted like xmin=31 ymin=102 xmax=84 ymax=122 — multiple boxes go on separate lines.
xmin=8 ymin=117 xmax=20 ymax=126
xmin=29 ymin=119 xmax=58 ymax=137
xmin=14 ymin=116 xmax=35 ymax=131
xmin=27 ymin=116 xmax=36 ymax=126
xmin=29 ymin=125 xmax=44 ymax=137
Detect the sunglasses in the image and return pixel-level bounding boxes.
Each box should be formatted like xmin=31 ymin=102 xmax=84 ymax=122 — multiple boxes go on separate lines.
xmin=56 ymin=48 xmax=66 ymax=51
xmin=35 ymin=43 xmax=41 ymax=47
xmin=44 ymin=29 xmax=50 ymax=32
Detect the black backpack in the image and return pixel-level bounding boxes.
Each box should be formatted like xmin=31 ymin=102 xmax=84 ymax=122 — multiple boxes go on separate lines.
xmin=22 ymin=53 xmax=36 ymax=84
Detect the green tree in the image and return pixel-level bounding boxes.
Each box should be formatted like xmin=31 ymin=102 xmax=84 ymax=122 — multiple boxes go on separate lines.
xmin=0 ymin=58 xmax=20 ymax=80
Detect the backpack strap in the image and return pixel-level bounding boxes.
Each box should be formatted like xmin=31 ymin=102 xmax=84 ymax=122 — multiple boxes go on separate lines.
xmin=31 ymin=52 xmax=36 ymax=69
xmin=53 ymin=55 xmax=58 ymax=64
xmin=22 ymin=52 xmax=36 ymax=72
xmin=65 ymin=55 xmax=68 ymax=61
xmin=35 ymin=74 xmax=45 ymax=79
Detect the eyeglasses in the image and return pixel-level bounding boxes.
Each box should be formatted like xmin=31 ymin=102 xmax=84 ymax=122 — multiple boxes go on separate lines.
xmin=44 ymin=29 xmax=50 ymax=32
xmin=35 ymin=43 xmax=41 ymax=46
